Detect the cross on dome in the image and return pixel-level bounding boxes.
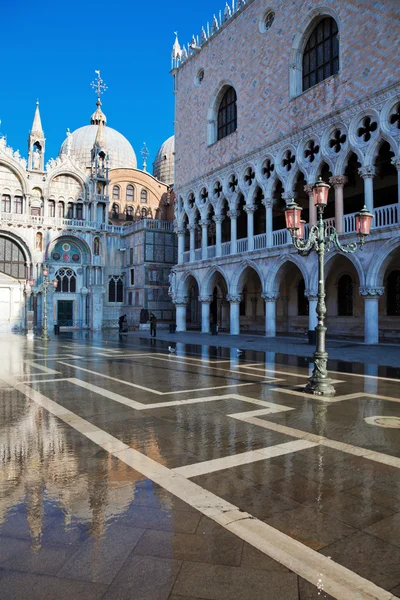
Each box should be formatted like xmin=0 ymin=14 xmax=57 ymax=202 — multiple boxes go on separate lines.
xmin=90 ymin=70 xmax=107 ymax=126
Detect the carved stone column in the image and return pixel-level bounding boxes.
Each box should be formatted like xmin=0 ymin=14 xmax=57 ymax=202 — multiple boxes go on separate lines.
xmin=176 ymin=228 xmax=185 ymax=265
xmin=199 ymin=220 xmax=209 ymax=260
xmin=359 ymin=166 xmax=376 ymax=213
xmin=227 ymin=210 xmax=239 ymax=254
xmin=227 ymin=294 xmax=241 ymax=335
xmin=304 ymin=184 xmax=317 ymax=226
xmin=174 ymin=297 xmax=188 ymax=332
xmin=199 ymin=295 xmax=212 ymax=333
xmin=391 ymin=157 xmax=400 ymax=208
xmin=359 ymin=287 xmax=384 ymax=344
xmin=187 ymin=224 xmax=196 ymax=263
xmin=263 ymin=199 xmax=273 ymax=248
xmin=329 ymin=175 xmax=348 ymax=234
xmin=244 ymin=204 xmax=256 ymax=251
xmin=213 ymin=214 xmax=224 ymax=257
xmin=262 ymin=292 xmax=279 ymax=337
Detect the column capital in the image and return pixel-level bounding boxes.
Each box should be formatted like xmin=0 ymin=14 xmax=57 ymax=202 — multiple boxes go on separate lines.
xmin=358 ymin=166 xmax=376 ymax=179
xmin=173 ymin=296 xmax=188 ymax=306
xmin=226 ymin=294 xmax=242 ymax=303
xmin=227 ymin=210 xmax=240 ymax=219
xmin=391 ymin=157 xmax=400 ymax=171
xmin=359 ymin=286 xmax=385 ymax=298
xmin=199 ymin=295 xmax=213 ymax=303
xmin=262 ymin=198 xmax=273 ymax=208
xmin=244 ymin=204 xmax=257 ymax=214
xmin=329 ymin=175 xmax=348 ymax=188
xmin=187 ymin=223 xmax=197 ymax=231
xmin=304 ymin=184 xmax=315 ymax=195
xmin=281 ymin=191 xmax=295 ymax=203
xmin=175 ymin=227 xmax=185 ymax=235
xmin=262 ymin=292 xmax=279 ymax=302
xmin=305 ymin=289 xmax=318 ymax=301
xmin=199 ymin=219 xmax=210 ymax=227
xmin=213 ymin=214 xmax=224 ymax=224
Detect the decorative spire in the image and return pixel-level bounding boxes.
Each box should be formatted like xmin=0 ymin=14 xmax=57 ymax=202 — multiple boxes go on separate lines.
xmin=94 ymin=119 xmax=106 ymax=148
xmin=31 ymin=100 xmax=44 ymax=137
xmin=141 ymin=142 xmax=149 ymax=171
xmin=90 ymin=70 xmax=107 ymax=126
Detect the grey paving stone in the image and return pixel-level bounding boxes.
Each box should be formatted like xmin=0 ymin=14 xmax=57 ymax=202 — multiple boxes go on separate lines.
xmin=0 ymin=569 xmax=107 ymax=600
xmin=57 ymin=524 xmax=145 ymax=583
xmin=171 ymin=561 xmax=299 ymax=600
xmin=120 ymin=505 xmax=201 ymax=533
xmin=363 ymin=512 xmax=400 ymax=548
xmin=298 ymin=577 xmax=335 ymax=599
xmin=240 ymin=542 xmax=290 ymax=572
xmin=103 ymin=555 xmax=182 ymax=600
xmin=0 ymin=536 xmax=77 ymax=575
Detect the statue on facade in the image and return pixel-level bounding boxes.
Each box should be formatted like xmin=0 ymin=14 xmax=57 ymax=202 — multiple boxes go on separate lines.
xmin=66 ymin=128 xmax=72 ymax=157
xmin=168 ymin=269 xmax=176 ymax=297
xmin=32 ymin=148 xmax=41 ymax=169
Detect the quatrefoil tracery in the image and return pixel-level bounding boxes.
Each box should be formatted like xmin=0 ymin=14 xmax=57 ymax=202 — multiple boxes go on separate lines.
xmin=329 ymin=129 xmax=347 ymax=153
xmin=262 ymin=159 xmax=275 ymax=179
xmin=283 ymin=150 xmax=295 ymax=171
xmin=304 ymin=140 xmax=320 ymax=163
xmin=357 ymin=117 xmax=377 ymax=142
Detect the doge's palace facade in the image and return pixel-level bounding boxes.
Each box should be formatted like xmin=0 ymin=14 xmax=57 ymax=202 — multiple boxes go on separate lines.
xmin=170 ymin=0 xmax=400 ymax=343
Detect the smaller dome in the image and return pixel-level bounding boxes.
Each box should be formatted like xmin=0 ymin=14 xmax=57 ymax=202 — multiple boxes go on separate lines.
xmin=153 ymin=135 xmax=174 ymax=186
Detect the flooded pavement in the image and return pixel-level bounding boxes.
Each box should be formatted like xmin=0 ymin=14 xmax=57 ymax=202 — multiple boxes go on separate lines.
xmin=0 ymin=333 xmax=399 ymax=599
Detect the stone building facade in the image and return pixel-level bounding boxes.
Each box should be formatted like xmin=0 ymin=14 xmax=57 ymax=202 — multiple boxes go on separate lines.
xmin=0 ymin=84 xmax=176 ymax=333
xmin=169 ymin=0 xmax=400 ymax=343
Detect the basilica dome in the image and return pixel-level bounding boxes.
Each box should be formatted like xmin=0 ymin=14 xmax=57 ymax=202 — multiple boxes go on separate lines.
xmin=59 ymin=100 xmax=137 ymax=170
xmin=153 ymin=135 xmax=174 ymax=186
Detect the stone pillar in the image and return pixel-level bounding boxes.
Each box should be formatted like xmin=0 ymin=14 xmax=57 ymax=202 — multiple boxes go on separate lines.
xmin=214 ymin=215 xmax=224 ymax=257
xmin=359 ymin=166 xmax=376 ymax=213
xmin=228 ymin=210 xmax=239 ymax=254
xmin=305 ymin=290 xmax=318 ymax=333
xmin=262 ymin=293 xmax=279 ymax=338
xmin=329 ymin=176 xmax=347 ymax=234
xmin=263 ymin=200 xmax=273 ymax=248
xmin=90 ymin=285 xmax=104 ymax=330
xmin=199 ymin=220 xmax=209 ymax=260
xmin=392 ymin=158 xmax=400 ymax=209
xmin=227 ymin=295 xmax=241 ymax=335
xmin=304 ymin=184 xmax=317 ymax=226
xmin=188 ymin=224 xmax=196 ymax=263
xmin=359 ymin=287 xmax=384 ymax=344
xmin=177 ymin=228 xmax=185 ymax=265
xmin=175 ymin=298 xmax=187 ymax=332
xmin=244 ymin=205 xmax=256 ymax=251
xmin=199 ymin=296 xmax=212 ymax=333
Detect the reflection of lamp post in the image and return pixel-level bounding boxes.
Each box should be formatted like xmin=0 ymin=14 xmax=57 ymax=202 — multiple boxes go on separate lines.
xmin=285 ymin=178 xmax=373 ymax=397
xmin=32 ymin=265 xmax=58 ymax=341
xmin=24 ymin=278 xmax=35 ymax=337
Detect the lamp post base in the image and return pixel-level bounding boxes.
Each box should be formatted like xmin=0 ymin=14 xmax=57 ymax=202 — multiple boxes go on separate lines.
xmin=305 ymin=350 xmax=336 ymax=397
xmin=41 ymin=330 xmax=50 ymax=342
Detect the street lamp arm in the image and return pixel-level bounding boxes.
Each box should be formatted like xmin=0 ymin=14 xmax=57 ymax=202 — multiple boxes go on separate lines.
xmin=325 ymin=226 xmax=359 ymax=254
xmin=291 ymin=225 xmax=318 ymax=256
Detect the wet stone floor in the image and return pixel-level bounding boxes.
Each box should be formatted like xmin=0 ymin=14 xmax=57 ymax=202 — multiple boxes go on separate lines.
xmin=0 ymin=334 xmax=399 ymax=600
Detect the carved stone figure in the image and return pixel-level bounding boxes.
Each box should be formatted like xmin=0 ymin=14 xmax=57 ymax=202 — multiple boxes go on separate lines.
xmin=32 ymin=148 xmax=41 ymax=169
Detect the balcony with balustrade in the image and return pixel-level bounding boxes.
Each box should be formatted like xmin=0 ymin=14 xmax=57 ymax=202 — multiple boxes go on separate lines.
xmin=180 ymin=203 xmax=399 ymax=265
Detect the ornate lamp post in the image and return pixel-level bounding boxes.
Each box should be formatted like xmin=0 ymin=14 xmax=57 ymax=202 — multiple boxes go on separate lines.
xmin=24 ymin=277 xmax=35 ymax=338
xmin=32 ymin=265 xmax=58 ymax=341
xmin=285 ymin=178 xmax=373 ymax=397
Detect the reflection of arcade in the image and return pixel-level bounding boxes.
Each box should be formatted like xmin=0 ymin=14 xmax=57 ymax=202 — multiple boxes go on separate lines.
xmin=210 ymin=288 xmax=225 ymax=330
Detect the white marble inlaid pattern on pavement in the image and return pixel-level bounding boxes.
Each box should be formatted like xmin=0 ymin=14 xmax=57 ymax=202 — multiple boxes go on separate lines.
xmin=0 ymin=372 xmax=394 ymax=600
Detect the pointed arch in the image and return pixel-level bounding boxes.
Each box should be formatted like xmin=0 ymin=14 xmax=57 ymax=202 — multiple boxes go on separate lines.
xmin=230 ymin=259 xmax=265 ymax=296
xmin=265 ymin=254 xmax=310 ymax=293
xmin=309 ymin=249 xmax=365 ymax=292
xmin=176 ymin=269 xmax=201 ymax=297
xmin=201 ymin=265 xmax=230 ymax=297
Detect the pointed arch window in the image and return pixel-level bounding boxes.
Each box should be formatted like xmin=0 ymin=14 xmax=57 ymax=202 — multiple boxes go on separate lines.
xmin=126 ymin=185 xmax=134 ymax=202
xmin=55 ymin=268 xmax=77 ymax=293
xmin=338 ymin=274 xmax=353 ymax=316
xmin=218 ymin=87 xmax=237 ymax=141
xmin=297 ymin=279 xmax=309 ymax=316
xmin=112 ymin=185 xmax=120 ymax=200
xmin=387 ymin=270 xmax=400 ymax=316
xmin=108 ymin=275 xmax=124 ymax=303
xmin=302 ymin=17 xmax=339 ymax=92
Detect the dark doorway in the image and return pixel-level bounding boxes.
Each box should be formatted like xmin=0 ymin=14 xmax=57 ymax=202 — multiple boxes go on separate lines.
xmin=57 ymin=300 xmax=73 ymax=326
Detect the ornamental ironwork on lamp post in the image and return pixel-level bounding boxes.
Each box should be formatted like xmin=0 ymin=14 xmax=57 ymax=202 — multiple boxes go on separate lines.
xmin=285 ymin=178 xmax=373 ymax=397
xmin=33 ymin=265 xmax=58 ymax=341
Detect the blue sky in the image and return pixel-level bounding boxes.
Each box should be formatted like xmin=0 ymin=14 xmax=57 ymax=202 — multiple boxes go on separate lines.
xmin=1 ymin=0 xmax=227 ymax=169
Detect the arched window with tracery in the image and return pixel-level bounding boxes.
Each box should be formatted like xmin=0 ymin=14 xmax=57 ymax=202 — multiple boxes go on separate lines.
xmin=387 ymin=270 xmax=400 ymax=316
xmin=108 ymin=275 xmax=124 ymax=303
xmin=112 ymin=203 xmax=119 ymax=219
xmin=337 ymin=274 xmax=353 ymax=316
xmin=112 ymin=185 xmax=120 ymax=200
xmin=297 ymin=279 xmax=309 ymax=316
xmin=55 ymin=268 xmax=77 ymax=293
xmin=218 ymin=86 xmax=237 ymax=140
xmin=302 ymin=17 xmax=339 ymax=92
xmin=126 ymin=185 xmax=134 ymax=202
xmin=0 ymin=235 xmax=26 ymax=279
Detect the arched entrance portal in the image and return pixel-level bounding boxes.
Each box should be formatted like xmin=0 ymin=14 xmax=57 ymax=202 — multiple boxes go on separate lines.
xmin=0 ymin=233 xmax=30 ymax=332
xmin=236 ymin=266 xmax=264 ymax=334
xmin=275 ymin=262 xmax=308 ymax=335
xmin=325 ymin=255 xmax=363 ymax=338
xmin=186 ymin=275 xmax=200 ymax=330
xmin=380 ymin=244 xmax=400 ymax=341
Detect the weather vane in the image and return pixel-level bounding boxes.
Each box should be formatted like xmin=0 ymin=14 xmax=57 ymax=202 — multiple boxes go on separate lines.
xmin=90 ymin=70 xmax=108 ymax=99
xmin=141 ymin=142 xmax=149 ymax=171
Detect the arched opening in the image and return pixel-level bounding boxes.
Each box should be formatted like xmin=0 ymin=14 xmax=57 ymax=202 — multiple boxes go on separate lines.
xmin=374 ymin=141 xmax=397 ymax=208
xmin=380 ymin=245 xmax=400 ymax=340
xmin=325 ymin=255 xmax=362 ymax=338
xmin=217 ymin=86 xmax=237 ymax=141
xmin=302 ymin=17 xmax=339 ymax=92
xmin=221 ymin=198 xmax=230 ymax=243
xmin=344 ymin=153 xmax=363 ymax=214
xmin=272 ymin=179 xmax=285 ymax=232
xmin=293 ymin=171 xmax=309 ymax=223
xmin=254 ymin=187 xmax=266 ymax=235
xmin=208 ymin=271 xmax=229 ymax=332
xmin=275 ymin=262 xmax=308 ymax=335
xmin=237 ymin=266 xmax=263 ymax=334
xmin=0 ymin=235 xmax=27 ymax=279
xmin=185 ymin=275 xmax=200 ymax=330
xmin=319 ymin=162 xmax=335 ymax=219
xmin=207 ymin=205 xmax=216 ymax=247
xmin=237 ymin=194 xmax=247 ymax=239
xmin=193 ymin=209 xmax=201 ymax=251
xmin=182 ymin=213 xmax=190 ymax=252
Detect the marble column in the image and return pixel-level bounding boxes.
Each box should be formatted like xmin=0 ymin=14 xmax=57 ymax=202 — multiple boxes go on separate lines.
xmin=392 ymin=158 xmax=400 ymax=208
xmin=227 ymin=210 xmax=239 ymax=254
xmin=305 ymin=290 xmax=318 ymax=332
xmin=359 ymin=287 xmax=384 ymax=344
xmin=329 ymin=175 xmax=347 ymax=234
xmin=199 ymin=220 xmax=209 ymax=260
xmin=262 ymin=292 xmax=279 ymax=338
xmin=188 ymin=224 xmax=196 ymax=263
xmin=177 ymin=229 xmax=185 ymax=265
xmin=227 ymin=295 xmax=241 ymax=335
xmin=199 ymin=296 xmax=212 ymax=333
xmin=175 ymin=298 xmax=188 ymax=332
xmin=244 ymin=205 xmax=256 ymax=251
xmin=214 ymin=215 xmax=224 ymax=257
xmin=263 ymin=200 xmax=273 ymax=248
xmin=359 ymin=166 xmax=376 ymax=213
xmin=304 ymin=184 xmax=317 ymax=226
